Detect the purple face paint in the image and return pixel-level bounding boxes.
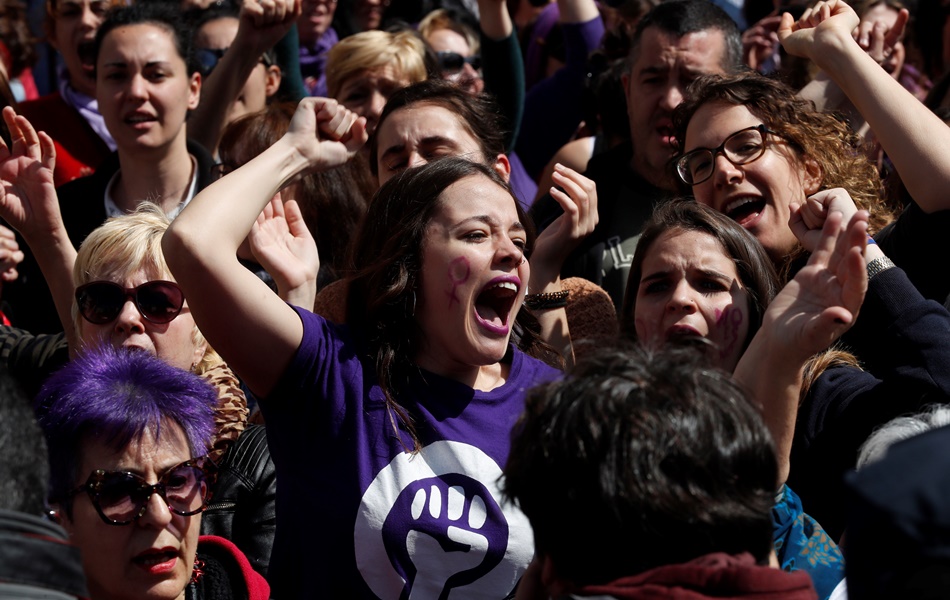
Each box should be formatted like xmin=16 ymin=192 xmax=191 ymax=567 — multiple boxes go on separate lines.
xmin=446 ymin=257 xmax=471 ymax=307
xmin=715 ymin=306 xmax=745 ymax=362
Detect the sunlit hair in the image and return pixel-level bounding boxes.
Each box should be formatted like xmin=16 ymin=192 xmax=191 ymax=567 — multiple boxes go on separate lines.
xmin=347 ymin=157 xmax=555 ymax=452
xmin=672 ymin=71 xmax=892 ymax=237
xmin=856 ymin=404 xmax=950 ymax=469
xmin=503 ymin=342 xmax=778 ymax=585
xmin=37 ymin=345 xmax=216 ymax=512
xmin=369 ymin=78 xmax=508 ymax=177
xmin=326 ymin=29 xmax=427 ymax=100
xmin=417 ymin=8 xmax=480 ymax=55
xmin=622 ymin=199 xmax=780 ymax=355
xmin=72 ymin=203 xmax=220 ymax=374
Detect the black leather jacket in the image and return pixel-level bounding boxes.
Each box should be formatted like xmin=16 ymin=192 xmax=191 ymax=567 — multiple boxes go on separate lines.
xmin=201 ymin=425 xmax=276 ymax=579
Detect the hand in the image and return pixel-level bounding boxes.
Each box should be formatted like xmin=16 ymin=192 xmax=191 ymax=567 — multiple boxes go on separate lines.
xmin=767 ymin=207 xmax=868 ymax=360
xmin=855 ymin=5 xmax=908 ymax=77
xmin=286 ymin=97 xmax=368 ymax=173
xmin=778 ymin=0 xmax=860 ymax=61
xmin=0 ymin=106 xmax=63 ymax=242
xmin=0 ymin=224 xmax=23 ymax=282
xmin=742 ymin=14 xmax=783 ymax=71
xmin=530 ymin=164 xmax=598 ymax=290
xmin=237 ymin=0 xmax=301 ymax=56
xmin=789 ymin=187 xmax=859 ymax=253
xmin=248 ymin=195 xmax=319 ymax=306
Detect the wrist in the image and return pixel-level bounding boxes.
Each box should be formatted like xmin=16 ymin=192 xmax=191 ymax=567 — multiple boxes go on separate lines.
xmin=524 ymin=290 xmax=569 ymax=310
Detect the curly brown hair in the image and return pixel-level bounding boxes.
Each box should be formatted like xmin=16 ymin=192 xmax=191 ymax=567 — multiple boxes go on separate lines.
xmin=671 ymin=71 xmax=893 ymax=237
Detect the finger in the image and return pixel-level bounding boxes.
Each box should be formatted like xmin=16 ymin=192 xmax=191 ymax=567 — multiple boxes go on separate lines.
xmin=39 ymin=131 xmax=56 ymax=171
xmin=885 ymin=8 xmax=909 ymax=47
xmin=0 ymin=267 xmax=18 ymax=282
xmin=813 ymin=209 xmax=845 ymax=261
xmin=14 ymin=114 xmax=40 ymax=160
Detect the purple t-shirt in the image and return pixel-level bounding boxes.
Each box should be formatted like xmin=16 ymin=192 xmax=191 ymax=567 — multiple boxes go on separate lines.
xmin=262 ymin=307 xmax=560 ymax=599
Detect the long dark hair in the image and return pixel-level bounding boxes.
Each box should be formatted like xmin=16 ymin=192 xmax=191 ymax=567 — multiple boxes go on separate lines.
xmin=622 ymin=199 xmax=780 ymax=353
xmin=346 ymin=157 xmax=557 ymax=451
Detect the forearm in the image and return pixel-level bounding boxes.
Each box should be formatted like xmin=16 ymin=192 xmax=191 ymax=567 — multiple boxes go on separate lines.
xmin=810 ymin=30 xmax=950 ymax=213
xmin=477 ymin=0 xmax=512 ymax=40
xmin=31 ymin=232 xmax=78 ymax=347
xmin=734 ymin=333 xmax=806 ymax=486
xmin=189 ymin=37 xmax=264 ymax=154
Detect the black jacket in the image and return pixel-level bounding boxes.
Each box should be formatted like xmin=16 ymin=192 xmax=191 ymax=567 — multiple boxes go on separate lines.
xmin=202 ymin=424 xmax=277 ymax=580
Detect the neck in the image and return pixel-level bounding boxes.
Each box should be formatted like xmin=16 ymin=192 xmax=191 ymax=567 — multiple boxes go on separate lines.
xmin=114 ymin=140 xmax=194 ymax=214
xmin=414 ymin=353 xmax=509 ymax=392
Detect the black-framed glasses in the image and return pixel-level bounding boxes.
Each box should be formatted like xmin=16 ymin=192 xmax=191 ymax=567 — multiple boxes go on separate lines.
xmin=67 ymin=457 xmax=216 ymax=526
xmin=437 ymin=51 xmax=481 ymax=74
xmin=75 ymin=280 xmax=185 ymax=325
xmin=675 ymin=124 xmax=784 ymax=186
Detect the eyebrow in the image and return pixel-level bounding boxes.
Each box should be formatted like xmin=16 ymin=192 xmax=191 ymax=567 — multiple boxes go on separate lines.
xmin=640 ymin=267 xmax=732 ymax=284
xmin=455 ymin=215 xmax=525 ymax=232
xmin=381 ymin=135 xmax=460 ymax=161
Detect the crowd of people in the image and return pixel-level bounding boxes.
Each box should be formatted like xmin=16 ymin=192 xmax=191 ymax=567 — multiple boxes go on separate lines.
xmin=1 ymin=0 xmax=949 ymax=598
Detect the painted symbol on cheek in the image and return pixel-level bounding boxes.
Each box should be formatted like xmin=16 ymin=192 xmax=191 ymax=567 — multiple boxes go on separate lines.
xmin=714 ymin=306 xmax=745 ymax=362
xmin=446 ymin=257 xmax=471 ymax=308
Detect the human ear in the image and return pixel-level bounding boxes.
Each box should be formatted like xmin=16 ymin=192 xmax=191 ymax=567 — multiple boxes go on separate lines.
xmin=802 ymin=156 xmax=823 ymax=195
xmin=493 ymin=154 xmax=511 ymax=182
xmin=264 ymin=66 xmax=282 ymax=98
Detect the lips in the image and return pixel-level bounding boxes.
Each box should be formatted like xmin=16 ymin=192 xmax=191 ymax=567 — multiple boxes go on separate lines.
xmin=665 ymin=323 xmax=702 ymax=340
xmin=124 ymin=112 xmax=158 ymax=128
xmin=474 ymin=277 xmax=520 ymax=335
xmin=132 ymin=548 xmax=178 ymax=574
xmin=722 ymin=195 xmax=766 ymax=227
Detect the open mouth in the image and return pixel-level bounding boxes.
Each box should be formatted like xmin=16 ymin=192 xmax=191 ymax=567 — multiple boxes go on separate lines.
xmin=124 ymin=113 xmax=157 ymax=126
xmin=474 ymin=279 xmax=519 ymax=335
xmin=133 ymin=548 xmax=178 ymax=573
xmin=723 ymin=196 xmax=766 ymax=227
xmin=77 ymin=40 xmax=97 ymax=76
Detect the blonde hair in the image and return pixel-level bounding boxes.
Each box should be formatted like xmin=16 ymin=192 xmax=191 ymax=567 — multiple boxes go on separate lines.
xmin=326 ymin=29 xmax=428 ymax=99
xmin=417 ymin=9 xmax=480 ymax=55
xmin=72 ymin=203 xmax=221 ymax=374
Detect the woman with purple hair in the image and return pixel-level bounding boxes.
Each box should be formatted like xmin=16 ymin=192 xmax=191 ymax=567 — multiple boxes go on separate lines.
xmin=36 ymin=345 xmax=270 ymax=600
xmin=0 ymin=107 xmax=277 ymax=581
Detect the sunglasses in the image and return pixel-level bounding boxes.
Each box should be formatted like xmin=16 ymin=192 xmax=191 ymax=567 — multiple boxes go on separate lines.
xmin=196 ymin=47 xmax=274 ymax=78
xmin=75 ymin=280 xmax=185 ymax=325
xmin=436 ymin=51 xmax=481 ymax=74
xmin=67 ymin=457 xmax=215 ymax=526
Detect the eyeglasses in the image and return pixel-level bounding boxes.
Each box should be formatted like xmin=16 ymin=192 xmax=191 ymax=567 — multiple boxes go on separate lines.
xmin=675 ymin=124 xmax=784 ymax=186
xmin=67 ymin=457 xmax=215 ymax=526
xmin=196 ymin=47 xmax=274 ymax=78
xmin=436 ymin=51 xmax=481 ymax=74
xmin=75 ymin=280 xmax=185 ymax=325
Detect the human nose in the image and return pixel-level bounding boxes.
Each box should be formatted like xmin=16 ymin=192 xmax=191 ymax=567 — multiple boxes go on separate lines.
xmin=666 ymin=280 xmax=697 ymax=313
xmin=136 ymin=489 xmax=173 ymax=529
xmin=80 ymin=4 xmax=100 ymax=30
xmin=495 ymin=236 xmax=525 ymax=267
xmin=367 ymin=90 xmax=386 ymax=125
xmin=711 ymin=151 xmax=743 ymax=186
xmin=406 ymin=151 xmax=426 ymax=169
xmin=126 ymin=74 xmax=148 ymax=101
xmin=658 ymin=83 xmax=685 ymax=112
xmin=114 ymin=299 xmax=146 ymax=333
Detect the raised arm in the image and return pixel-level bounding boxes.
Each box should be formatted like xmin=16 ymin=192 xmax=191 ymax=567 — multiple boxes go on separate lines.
xmin=163 ymin=98 xmax=366 ymax=398
xmin=779 ymin=0 xmax=950 ymax=213
xmin=0 ymin=108 xmax=78 ymax=346
xmin=189 ymin=0 xmax=300 ymax=155
xmin=526 ymin=164 xmax=598 ymax=369
xmin=734 ymin=197 xmax=868 ymax=486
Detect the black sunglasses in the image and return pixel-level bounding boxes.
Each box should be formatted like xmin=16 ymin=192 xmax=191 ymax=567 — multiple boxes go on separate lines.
xmin=75 ymin=280 xmax=185 ymax=325
xmin=437 ymin=51 xmax=481 ymax=74
xmin=196 ymin=47 xmax=274 ymax=78
xmin=67 ymin=457 xmax=215 ymax=526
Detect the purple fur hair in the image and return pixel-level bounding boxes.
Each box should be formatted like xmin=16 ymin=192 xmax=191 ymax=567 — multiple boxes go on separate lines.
xmin=36 ymin=345 xmax=217 ymax=502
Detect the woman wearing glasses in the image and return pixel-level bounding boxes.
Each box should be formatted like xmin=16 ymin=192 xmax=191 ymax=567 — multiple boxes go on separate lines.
xmin=37 ymin=345 xmax=270 ymax=600
xmin=0 ymin=107 xmax=277 ymax=579
xmin=672 ymin=0 xmax=950 ymax=305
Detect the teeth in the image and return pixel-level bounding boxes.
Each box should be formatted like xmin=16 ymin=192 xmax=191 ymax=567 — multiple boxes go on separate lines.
xmin=724 ymin=196 xmax=759 ymax=214
xmin=487 ymin=282 xmax=517 ymax=292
